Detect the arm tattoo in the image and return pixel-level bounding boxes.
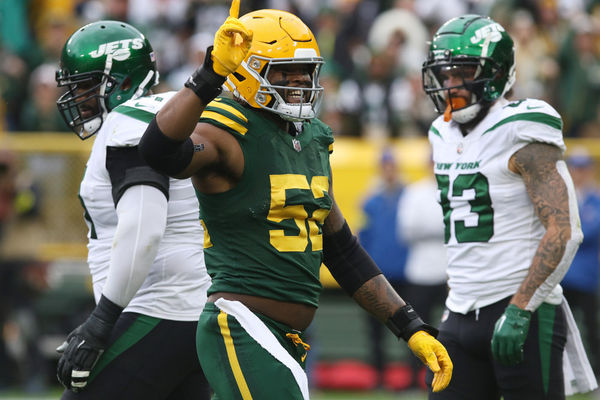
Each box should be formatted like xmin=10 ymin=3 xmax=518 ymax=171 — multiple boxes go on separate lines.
xmin=193 ymin=143 xmax=205 ymax=152
xmin=351 ymin=275 xmax=405 ymax=323
xmin=510 ymin=142 xmax=571 ymax=307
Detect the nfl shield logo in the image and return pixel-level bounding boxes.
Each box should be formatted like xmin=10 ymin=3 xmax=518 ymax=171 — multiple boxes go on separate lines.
xmin=292 ymin=138 xmax=302 ymax=152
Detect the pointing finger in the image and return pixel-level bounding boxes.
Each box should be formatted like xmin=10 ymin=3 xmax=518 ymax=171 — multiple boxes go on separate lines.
xmin=229 ymin=0 xmax=240 ymax=18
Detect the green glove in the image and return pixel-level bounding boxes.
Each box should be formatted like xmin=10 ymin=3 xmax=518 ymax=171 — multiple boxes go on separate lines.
xmin=491 ymin=304 xmax=532 ymax=366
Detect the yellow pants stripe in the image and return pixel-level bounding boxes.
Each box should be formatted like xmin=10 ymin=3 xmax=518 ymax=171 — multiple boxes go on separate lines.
xmin=217 ymin=311 xmax=253 ymax=399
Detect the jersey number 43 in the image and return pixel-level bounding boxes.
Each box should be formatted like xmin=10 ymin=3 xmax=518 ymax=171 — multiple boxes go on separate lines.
xmin=436 ymin=172 xmax=494 ymax=243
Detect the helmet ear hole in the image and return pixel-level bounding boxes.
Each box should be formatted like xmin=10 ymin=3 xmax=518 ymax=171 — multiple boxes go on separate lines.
xmin=120 ymin=77 xmax=132 ymax=91
xmin=233 ymin=72 xmax=246 ymax=82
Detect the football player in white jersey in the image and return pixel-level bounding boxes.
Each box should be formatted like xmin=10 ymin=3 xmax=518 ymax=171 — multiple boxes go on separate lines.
xmin=53 ymin=20 xmax=221 ymax=399
xmin=421 ymin=14 xmax=597 ymax=399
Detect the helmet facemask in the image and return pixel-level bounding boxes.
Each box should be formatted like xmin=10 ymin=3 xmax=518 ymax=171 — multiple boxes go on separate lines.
xmin=423 ymin=56 xmax=503 ymax=124
xmin=56 ymin=53 xmax=156 ymax=139
xmin=56 ymin=68 xmax=113 ymax=140
xmin=238 ymin=55 xmax=325 ymax=122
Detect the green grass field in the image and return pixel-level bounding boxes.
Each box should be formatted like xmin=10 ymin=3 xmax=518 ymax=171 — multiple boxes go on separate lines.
xmin=312 ymin=390 xmax=599 ymax=400
xmin=0 ymin=388 xmax=597 ymax=400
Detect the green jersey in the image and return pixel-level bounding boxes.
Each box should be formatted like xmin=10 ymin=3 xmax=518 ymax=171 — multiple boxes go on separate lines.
xmin=197 ymin=97 xmax=334 ymax=307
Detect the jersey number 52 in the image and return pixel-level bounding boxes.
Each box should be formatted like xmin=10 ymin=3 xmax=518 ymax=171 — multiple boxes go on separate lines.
xmin=268 ymin=174 xmax=329 ymax=252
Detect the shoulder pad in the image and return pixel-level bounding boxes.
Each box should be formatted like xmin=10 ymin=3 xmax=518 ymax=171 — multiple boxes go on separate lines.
xmin=308 ymin=118 xmax=334 ymax=152
xmin=112 ymin=92 xmax=177 ymax=123
xmin=199 ymin=97 xmax=249 ymax=136
xmin=104 ymin=112 xmax=147 ymax=147
xmin=483 ymin=98 xmax=563 ymax=136
xmin=489 ymin=98 xmax=565 ymax=153
xmin=108 ymin=92 xmax=178 ymax=147
xmin=502 ymin=98 xmax=560 ymax=117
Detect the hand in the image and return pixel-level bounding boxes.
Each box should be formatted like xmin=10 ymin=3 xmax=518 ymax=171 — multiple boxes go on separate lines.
xmin=56 ymin=295 xmax=122 ymax=391
xmin=491 ymin=304 xmax=532 ymax=366
xmin=408 ymin=330 xmax=453 ymax=392
xmin=56 ymin=323 xmax=107 ymax=391
xmin=211 ymin=0 xmax=253 ymax=76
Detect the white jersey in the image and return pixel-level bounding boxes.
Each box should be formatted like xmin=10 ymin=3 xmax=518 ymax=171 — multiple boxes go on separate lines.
xmin=428 ymin=98 xmax=566 ymax=314
xmin=79 ymin=91 xmax=210 ymax=321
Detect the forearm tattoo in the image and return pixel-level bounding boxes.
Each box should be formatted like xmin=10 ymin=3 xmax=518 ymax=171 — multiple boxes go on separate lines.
xmin=352 ymin=275 xmax=405 ymax=323
xmin=510 ymin=142 xmax=571 ymax=307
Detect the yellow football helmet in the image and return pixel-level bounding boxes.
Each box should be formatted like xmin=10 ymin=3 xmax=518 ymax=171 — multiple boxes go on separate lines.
xmin=224 ymin=9 xmax=324 ymax=121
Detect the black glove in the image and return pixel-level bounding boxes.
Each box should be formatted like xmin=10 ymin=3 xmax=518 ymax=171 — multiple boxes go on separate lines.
xmin=184 ymin=46 xmax=227 ymax=104
xmin=56 ymin=295 xmax=123 ymax=391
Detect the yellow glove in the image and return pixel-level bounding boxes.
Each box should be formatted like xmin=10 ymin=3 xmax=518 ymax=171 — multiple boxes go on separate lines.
xmin=211 ymin=0 xmax=253 ymax=77
xmin=408 ymin=330 xmax=453 ymax=392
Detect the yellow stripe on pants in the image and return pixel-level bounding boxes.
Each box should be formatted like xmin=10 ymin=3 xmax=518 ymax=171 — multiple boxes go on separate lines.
xmin=218 ymin=310 xmax=253 ymax=399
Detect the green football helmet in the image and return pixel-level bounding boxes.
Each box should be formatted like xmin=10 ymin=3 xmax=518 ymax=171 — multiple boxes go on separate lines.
xmin=422 ymin=14 xmax=515 ymax=124
xmin=56 ymin=20 xmax=158 ymax=139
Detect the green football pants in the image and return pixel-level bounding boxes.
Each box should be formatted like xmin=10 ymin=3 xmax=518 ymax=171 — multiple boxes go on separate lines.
xmin=196 ymin=299 xmax=311 ymax=400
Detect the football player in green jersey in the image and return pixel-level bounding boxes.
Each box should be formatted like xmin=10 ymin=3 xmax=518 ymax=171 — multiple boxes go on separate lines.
xmin=422 ymin=14 xmax=596 ymax=399
xmin=139 ymin=2 xmax=452 ymax=399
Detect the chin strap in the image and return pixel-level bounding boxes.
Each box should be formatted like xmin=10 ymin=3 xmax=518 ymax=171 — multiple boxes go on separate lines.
xmin=452 ymin=103 xmax=482 ymax=124
xmin=445 ymin=93 xmax=480 ymax=124
xmin=132 ymin=70 xmax=156 ymax=100
xmin=81 ymin=117 xmax=103 ymax=139
xmin=81 ymin=53 xmax=114 ymax=138
xmin=276 ymin=102 xmax=314 ymax=122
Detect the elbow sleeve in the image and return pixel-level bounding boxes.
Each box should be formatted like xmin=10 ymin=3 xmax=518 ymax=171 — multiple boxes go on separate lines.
xmin=139 ymin=117 xmax=195 ymax=176
xmin=323 ymin=222 xmax=382 ymax=295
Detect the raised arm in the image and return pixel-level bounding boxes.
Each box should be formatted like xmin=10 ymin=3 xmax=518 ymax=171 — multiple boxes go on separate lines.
xmin=139 ymin=0 xmax=252 ymax=178
xmin=156 ymin=0 xmax=251 ymax=140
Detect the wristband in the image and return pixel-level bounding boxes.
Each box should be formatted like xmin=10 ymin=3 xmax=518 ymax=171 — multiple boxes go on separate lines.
xmin=92 ymin=295 xmax=124 ymax=326
xmin=184 ymin=46 xmax=227 ymax=104
xmin=386 ymin=303 xmax=439 ymax=341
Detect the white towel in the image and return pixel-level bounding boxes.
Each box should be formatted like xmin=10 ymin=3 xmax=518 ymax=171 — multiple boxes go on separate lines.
xmin=561 ymin=297 xmax=598 ymax=395
xmin=214 ymin=298 xmax=310 ymax=400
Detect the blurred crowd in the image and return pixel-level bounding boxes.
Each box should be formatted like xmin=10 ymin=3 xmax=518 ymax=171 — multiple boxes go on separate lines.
xmin=1 ymin=0 xmax=599 ymax=138
xmin=0 ymin=1 xmax=600 ymax=394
